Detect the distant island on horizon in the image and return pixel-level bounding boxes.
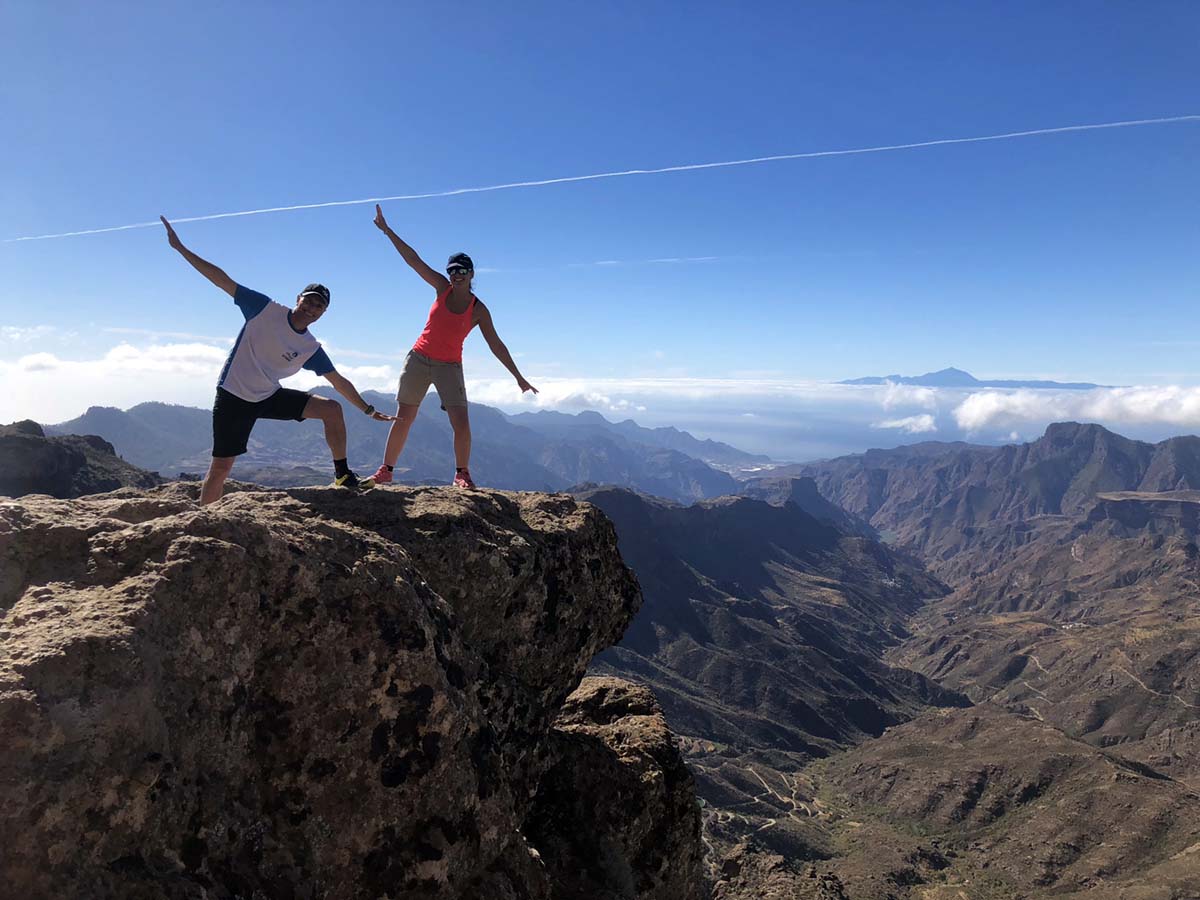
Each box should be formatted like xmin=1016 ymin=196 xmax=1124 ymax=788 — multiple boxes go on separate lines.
xmin=839 ymin=366 xmax=1108 ymax=390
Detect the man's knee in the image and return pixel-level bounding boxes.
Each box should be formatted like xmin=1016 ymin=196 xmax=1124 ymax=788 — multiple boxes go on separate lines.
xmin=304 ymin=396 xmax=343 ymax=422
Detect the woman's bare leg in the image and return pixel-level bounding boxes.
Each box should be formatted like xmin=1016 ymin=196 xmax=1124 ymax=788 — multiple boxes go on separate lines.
xmin=445 ymin=406 xmax=472 ymax=469
xmin=383 ymin=403 xmax=422 ymax=466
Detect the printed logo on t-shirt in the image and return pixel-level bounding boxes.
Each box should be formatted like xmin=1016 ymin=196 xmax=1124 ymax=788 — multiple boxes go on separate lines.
xmin=282 ymin=351 xmax=300 ymax=362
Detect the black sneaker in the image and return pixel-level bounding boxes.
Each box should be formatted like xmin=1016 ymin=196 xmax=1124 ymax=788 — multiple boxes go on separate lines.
xmin=333 ymin=470 xmax=373 ymax=489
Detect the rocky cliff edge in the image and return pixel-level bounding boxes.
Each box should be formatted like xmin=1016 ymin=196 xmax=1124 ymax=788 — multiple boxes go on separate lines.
xmin=0 ymin=483 xmax=705 ymax=899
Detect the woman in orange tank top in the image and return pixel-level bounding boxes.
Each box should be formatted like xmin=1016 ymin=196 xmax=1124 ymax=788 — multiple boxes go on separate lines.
xmin=367 ymin=204 xmax=538 ymax=488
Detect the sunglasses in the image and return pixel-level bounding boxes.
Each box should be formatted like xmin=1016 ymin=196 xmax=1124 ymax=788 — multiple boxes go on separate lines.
xmin=446 ymin=266 xmax=471 ymax=276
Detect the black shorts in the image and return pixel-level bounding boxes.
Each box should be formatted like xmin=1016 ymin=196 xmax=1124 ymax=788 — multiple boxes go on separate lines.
xmin=211 ymin=387 xmax=311 ymax=458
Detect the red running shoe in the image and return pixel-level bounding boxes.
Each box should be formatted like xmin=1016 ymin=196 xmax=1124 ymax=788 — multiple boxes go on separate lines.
xmin=453 ymin=468 xmax=476 ymax=489
xmin=370 ymin=464 xmax=393 ymax=485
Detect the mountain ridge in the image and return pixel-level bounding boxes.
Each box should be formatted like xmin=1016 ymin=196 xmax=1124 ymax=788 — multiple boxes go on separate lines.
xmin=839 ymin=366 xmax=1108 ymax=389
xmin=793 ymin=421 xmax=1200 ymax=575
xmin=46 ymin=393 xmax=753 ymax=503
xmin=763 ymin=419 xmax=1200 ymax=896
xmin=507 ymin=408 xmax=770 ymax=470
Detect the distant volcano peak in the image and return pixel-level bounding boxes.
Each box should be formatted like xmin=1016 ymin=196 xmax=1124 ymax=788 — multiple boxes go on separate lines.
xmin=840 ymin=368 xmax=1104 ymax=390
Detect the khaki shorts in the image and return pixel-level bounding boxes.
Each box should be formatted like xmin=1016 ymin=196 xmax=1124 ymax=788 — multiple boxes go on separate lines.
xmin=397 ymin=350 xmax=468 ymax=408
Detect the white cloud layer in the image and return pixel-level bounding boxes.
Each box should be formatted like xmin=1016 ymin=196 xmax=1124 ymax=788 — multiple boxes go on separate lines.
xmin=14 ymin=343 xmax=229 ymax=377
xmin=952 ymin=386 xmax=1200 ymax=433
xmin=881 ymin=381 xmax=938 ymax=411
xmin=466 ymin=378 xmax=646 ymax=413
xmin=872 ymin=414 xmax=937 ymax=434
xmin=2 ymin=342 xmax=231 ymax=422
xmin=5 ymin=333 xmax=1200 ymax=461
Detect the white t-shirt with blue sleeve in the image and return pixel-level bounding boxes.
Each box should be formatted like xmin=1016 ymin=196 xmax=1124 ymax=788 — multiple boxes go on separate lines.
xmin=216 ymin=285 xmax=335 ymax=402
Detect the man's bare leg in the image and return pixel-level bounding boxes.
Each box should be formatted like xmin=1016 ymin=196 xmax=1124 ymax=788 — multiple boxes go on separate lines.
xmin=200 ymin=456 xmax=236 ymax=505
xmin=302 ymin=396 xmax=348 ymax=458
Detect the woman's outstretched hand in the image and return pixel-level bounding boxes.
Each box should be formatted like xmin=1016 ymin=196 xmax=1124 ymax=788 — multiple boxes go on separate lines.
xmin=373 ymin=204 xmax=390 ymax=233
xmin=160 ymin=215 xmax=183 ymax=251
xmin=517 ymin=377 xmax=538 ymax=395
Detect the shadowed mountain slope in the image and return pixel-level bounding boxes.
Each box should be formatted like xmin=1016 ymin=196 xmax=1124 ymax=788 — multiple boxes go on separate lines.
xmin=574 ymin=486 xmax=968 ymax=870
xmin=740 ymin=475 xmax=877 ymax=538
xmin=581 ymin=488 xmax=963 ymax=751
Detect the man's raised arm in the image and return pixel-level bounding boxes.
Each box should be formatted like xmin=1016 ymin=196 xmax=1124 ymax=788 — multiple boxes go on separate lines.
xmin=372 ymin=205 xmax=450 ymax=293
xmin=160 ymin=216 xmax=237 ymax=297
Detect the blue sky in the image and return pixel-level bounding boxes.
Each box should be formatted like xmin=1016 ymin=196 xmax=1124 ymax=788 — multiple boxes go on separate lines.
xmin=2 ymin=2 xmax=1199 ymax=458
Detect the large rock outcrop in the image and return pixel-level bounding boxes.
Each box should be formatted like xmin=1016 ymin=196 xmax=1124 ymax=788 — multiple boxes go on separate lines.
xmin=525 ymin=677 xmax=704 ymax=900
xmin=0 ymin=484 xmax=704 ymax=899
xmin=0 ymin=419 xmax=162 ymax=498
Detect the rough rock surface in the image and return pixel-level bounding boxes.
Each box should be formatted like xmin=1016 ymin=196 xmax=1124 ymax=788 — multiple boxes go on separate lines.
xmin=283 ymin=486 xmax=645 ymax=798
xmin=524 ymin=676 xmax=704 ymax=900
xmin=711 ymin=841 xmax=847 ymax=900
xmin=0 ymin=484 xmax=703 ymax=899
xmin=0 ymin=419 xmax=161 ymax=498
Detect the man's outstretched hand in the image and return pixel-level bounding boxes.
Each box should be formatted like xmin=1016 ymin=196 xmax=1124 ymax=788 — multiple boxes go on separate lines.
xmin=373 ymin=204 xmax=390 ymax=234
xmin=159 ymin=215 xmax=236 ymax=296
xmin=160 ymin=216 xmax=183 ymax=251
xmin=517 ymin=377 xmax=538 ymax=395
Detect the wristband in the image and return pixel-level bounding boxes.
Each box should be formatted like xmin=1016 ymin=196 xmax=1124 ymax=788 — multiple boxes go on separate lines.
xmin=363 ymin=404 xmax=376 ymax=416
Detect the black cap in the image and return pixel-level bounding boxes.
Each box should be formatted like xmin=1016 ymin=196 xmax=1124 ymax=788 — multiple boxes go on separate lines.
xmin=446 ymin=253 xmax=474 ymax=272
xmin=301 ymin=283 xmax=331 ymax=305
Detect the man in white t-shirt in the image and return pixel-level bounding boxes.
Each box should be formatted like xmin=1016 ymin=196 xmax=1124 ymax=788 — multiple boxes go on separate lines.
xmin=161 ymin=216 xmax=394 ymax=505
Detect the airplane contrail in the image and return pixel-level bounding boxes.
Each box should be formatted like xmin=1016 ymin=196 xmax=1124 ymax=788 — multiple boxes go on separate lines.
xmin=7 ymin=114 xmax=1198 ymax=243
